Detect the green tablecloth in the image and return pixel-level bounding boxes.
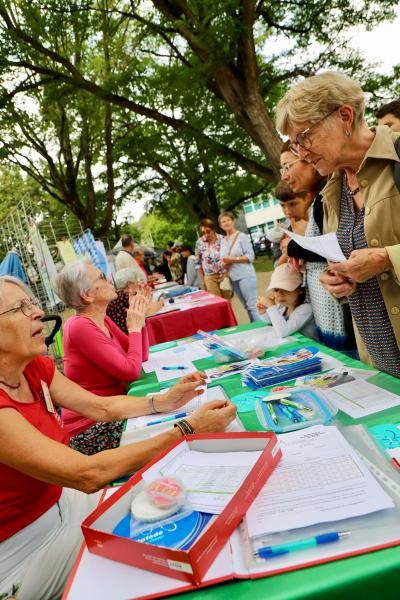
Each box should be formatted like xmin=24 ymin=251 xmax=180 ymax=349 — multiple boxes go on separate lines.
xmin=129 ymin=322 xmax=400 ymax=600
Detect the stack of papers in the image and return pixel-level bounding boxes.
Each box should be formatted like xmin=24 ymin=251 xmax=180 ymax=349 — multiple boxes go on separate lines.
xmin=242 ymin=347 xmax=322 ymax=389
xmin=296 ymin=367 xmax=400 ymax=419
xmin=245 ymin=425 xmax=394 ymax=539
xmin=142 ymin=440 xmax=262 ymax=514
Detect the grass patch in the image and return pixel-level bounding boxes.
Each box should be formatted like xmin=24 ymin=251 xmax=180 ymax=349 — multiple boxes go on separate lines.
xmin=253 ymin=256 xmax=274 ymax=272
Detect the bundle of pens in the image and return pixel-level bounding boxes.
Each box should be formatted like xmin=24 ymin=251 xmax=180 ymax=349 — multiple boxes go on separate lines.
xmin=196 ymin=330 xmax=247 ymax=362
xmin=264 ymin=394 xmax=312 ymax=425
xmin=242 ymin=347 xmax=322 ymax=390
xmin=255 ymin=388 xmax=337 ymax=433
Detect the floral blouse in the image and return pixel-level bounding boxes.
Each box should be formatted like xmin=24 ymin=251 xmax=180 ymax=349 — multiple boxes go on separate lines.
xmin=195 ymin=234 xmax=224 ymax=276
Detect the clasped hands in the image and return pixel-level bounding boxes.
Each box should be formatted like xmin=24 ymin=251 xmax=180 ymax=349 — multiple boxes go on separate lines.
xmin=126 ymin=283 xmax=152 ymax=331
xmin=320 ymin=247 xmax=391 ymax=298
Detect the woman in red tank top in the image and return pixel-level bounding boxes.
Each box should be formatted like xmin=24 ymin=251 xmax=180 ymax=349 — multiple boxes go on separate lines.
xmin=0 ymin=275 xmax=236 ymax=599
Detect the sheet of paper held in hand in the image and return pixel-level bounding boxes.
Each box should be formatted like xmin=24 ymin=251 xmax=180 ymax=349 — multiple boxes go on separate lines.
xmin=124 ymin=385 xmax=244 ymax=434
xmin=245 ymin=425 xmax=394 ymax=539
xmin=142 ymin=440 xmax=262 ymax=514
xmin=285 ymin=230 xmax=346 ymax=263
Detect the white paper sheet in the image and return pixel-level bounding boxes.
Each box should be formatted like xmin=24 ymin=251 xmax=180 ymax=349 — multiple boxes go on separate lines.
xmin=142 ymin=443 xmax=262 ymax=514
xmin=317 ymin=352 xmax=345 ymax=372
xmin=323 ymin=379 xmax=400 ymax=419
xmin=245 ymin=425 xmax=394 ymax=539
xmin=142 ymin=342 xmax=211 ymax=373
xmin=155 ymin=361 xmax=197 ymax=382
xmin=129 ymin=388 xmax=208 ymax=430
xmin=285 ymin=230 xmax=346 ymax=262
xmin=121 ymin=385 xmax=243 ymax=444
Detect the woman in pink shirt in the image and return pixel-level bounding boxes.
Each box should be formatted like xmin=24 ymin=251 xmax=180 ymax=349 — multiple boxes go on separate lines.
xmin=54 ymin=260 xmax=150 ymax=453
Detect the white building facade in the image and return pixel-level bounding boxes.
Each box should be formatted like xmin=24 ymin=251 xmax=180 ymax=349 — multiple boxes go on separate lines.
xmin=243 ymin=195 xmax=285 ymax=236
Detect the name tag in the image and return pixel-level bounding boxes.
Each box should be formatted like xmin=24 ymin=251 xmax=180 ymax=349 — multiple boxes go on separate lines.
xmin=41 ymin=380 xmax=55 ymax=414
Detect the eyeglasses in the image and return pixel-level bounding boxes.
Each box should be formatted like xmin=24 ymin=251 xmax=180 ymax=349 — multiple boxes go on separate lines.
xmin=289 ymin=107 xmax=340 ymax=154
xmin=279 ymin=158 xmax=303 ymax=176
xmin=92 ymin=272 xmax=108 ymax=285
xmin=0 ymin=297 xmax=41 ymax=318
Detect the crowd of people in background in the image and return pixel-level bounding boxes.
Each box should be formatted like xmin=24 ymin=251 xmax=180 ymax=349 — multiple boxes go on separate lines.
xmin=1 ymin=72 xmax=400 ymax=599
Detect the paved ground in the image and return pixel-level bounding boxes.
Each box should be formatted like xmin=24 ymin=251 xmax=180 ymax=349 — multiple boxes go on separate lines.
xmin=231 ymin=271 xmax=272 ymax=325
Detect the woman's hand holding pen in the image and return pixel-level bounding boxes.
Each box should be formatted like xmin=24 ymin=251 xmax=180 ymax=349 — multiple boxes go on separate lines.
xmin=154 ymin=372 xmax=236 ymax=432
xmin=157 ymin=372 xmax=207 ymax=411
xmin=187 ymin=400 xmax=237 ymax=433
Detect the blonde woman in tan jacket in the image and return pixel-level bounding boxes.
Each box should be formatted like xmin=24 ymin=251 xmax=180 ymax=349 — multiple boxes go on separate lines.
xmin=276 ymin=71 xmax=400 ymax=376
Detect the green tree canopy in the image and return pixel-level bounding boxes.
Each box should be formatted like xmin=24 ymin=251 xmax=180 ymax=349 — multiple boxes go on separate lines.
xmin=0 ymin=0 xmax=398 ymax=232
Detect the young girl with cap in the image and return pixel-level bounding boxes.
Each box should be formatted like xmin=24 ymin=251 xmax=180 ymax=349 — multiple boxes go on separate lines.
xmin=256 ymin=263 xmax=317 ymax=340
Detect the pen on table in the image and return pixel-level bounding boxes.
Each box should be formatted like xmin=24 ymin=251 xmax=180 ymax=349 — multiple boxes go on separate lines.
xmin=253 ymin=532 xmax=351 ymax=559
xmin=282 ymin=403 xmax=307 ymax=422
xmin=280 ymin=398 xmax=312 ymax=412
xmin=265 ymin=401 xmax=279 ymax=425
xmin=146 ymin=412 xmax=189 ymax=427
xmin=161 ymin=365 xmax=187 ymax=371
xmin=275 ymin=402 xmax=293 ymax=421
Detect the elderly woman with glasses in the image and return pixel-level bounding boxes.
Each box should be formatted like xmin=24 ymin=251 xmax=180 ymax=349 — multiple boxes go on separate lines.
xmin=0 ymin=275 xmax=236 ymax=600
xmin=279 ymin=141 xmax=356 ymax=354
xmin=53 ymin=260 xmax=152 ymax=452
xmin=276 ymin=71 xmax=400 ymax=375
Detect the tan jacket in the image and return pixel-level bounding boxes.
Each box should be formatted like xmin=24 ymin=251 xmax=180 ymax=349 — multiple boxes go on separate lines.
xmin=321 ymin=125 xmax=400 ymax=366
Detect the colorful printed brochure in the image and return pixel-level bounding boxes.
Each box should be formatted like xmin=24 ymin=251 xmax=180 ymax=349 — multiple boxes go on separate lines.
xmin=242 ymin=347 xmax=322 ymax=389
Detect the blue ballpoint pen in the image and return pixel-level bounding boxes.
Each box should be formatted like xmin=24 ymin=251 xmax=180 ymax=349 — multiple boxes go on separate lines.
xmin=278 ymin=403 xmax=305 ymax=423
xmin=161 ymin=365 xmax=187 ymax=370
xmin=276 ymin=403 xmax=296 ymax=422
xmin=284 ymin=404 xmax=307 ymax=422
xmin=254 ymin=531 xmax=351 ymax=559
xmin=146 ymin=412 xmax=188 ymax=427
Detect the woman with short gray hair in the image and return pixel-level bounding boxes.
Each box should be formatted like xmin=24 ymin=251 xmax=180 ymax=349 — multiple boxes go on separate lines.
xmin=106 ymin=268 xmax=164 ymax=334
xmin=276 ymin=71 xmax=400 ymax=376
xmin=53 ymin=260 xmax=150 ymax=452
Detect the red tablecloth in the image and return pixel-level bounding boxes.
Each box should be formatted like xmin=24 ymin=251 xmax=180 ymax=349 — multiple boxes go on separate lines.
xmin=146 ymin=292 xmax=237 ymax=345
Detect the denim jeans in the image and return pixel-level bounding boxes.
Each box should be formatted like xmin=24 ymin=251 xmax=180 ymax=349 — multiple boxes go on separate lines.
xmin=231 ymin=276 xmax=261 ymax=322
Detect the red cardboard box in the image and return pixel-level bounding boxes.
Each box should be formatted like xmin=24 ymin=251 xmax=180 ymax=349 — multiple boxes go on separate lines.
xmin=81 ymin=432 xmax=281 ymax=585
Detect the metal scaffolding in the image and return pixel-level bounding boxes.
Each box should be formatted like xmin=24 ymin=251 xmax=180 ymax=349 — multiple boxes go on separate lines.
xmin=0 ymin=196 xmax=85 ymax=367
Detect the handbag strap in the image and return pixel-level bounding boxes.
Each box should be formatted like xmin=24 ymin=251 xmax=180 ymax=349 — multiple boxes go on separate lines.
xmin=227 ymin=232 xmax=240 ymax=256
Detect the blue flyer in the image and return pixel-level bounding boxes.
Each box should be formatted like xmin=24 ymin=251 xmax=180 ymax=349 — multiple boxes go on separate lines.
xmin=112 ymin=510 xmax=212 ymax=550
